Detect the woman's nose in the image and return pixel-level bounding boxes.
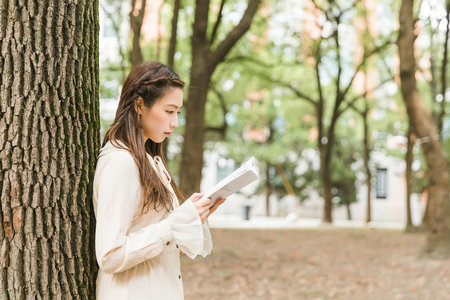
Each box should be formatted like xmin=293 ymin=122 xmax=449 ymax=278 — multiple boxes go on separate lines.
xmin=171 ymin=117 xmax=178 ymax=129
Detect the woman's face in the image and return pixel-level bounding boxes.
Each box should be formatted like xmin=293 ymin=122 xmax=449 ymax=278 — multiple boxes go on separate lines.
xmin=139 ymin=87 xmax=183 ymax=143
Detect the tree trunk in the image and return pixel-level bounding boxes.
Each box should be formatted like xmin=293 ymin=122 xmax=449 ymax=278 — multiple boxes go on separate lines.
xmin=265 ymin=165 xmax=272 ymax=217
xmin=179 ymin=63 xmax=211 ymax=195
xmin=179 ymin=0 xmax=260 ymax=196
xmin=437 ymin=2 xmax=449 ymax=138
xmin=346 ymin=203 xmax=352 ymax=220
xmin=155 ymin=2 xmax=164 ymax=61
xmin=129 ymin=0 xmax=146 ymax=67
xmin=362 ymin=109 xmax=372 ymax=224
xmin=167 ymin=0 xmax=181 ymax=69
xmin=0 ymin=1 xmax=100 ymax=298
xmin=405 ymin=120 xmax=415 ymax=230
xmin=398 ymin=0 xmax=450 ymax=255
xmin=164 ymin=0 xmax=181 ymax=161
xmin=319 ymin=143 xmax=333 ymax=223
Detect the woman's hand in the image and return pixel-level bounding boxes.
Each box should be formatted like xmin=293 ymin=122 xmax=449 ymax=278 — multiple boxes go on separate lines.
xmin=189 ymin=194 xmax=227 ymax=224
xmin=188 ymin=193 xmax=211 ymax=224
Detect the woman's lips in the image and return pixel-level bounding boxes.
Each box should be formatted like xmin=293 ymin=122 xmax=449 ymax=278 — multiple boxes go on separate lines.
xmin=164 ymin=132 xmax=172 ymax=136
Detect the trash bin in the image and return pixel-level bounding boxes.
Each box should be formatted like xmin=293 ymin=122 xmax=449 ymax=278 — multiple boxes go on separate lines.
xmin=241 ymin=204 xmax=251 ymax=220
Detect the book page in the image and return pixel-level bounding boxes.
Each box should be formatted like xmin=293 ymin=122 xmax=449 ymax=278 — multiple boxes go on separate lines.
xmin=200 ymin=157 xmax=259 ymax=208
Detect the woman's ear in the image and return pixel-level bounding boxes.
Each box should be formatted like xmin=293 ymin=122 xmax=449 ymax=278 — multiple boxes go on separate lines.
xmin=135 ymin=97 xmax=144 ymax=114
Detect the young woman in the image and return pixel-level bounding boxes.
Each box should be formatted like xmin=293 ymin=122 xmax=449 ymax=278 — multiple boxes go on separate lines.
xmin=93 ymin=61 xmax=225 ymax=299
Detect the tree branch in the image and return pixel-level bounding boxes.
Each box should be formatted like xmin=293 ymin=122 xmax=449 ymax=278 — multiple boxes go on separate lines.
xmin=205 ymin=84 xmax=228 ymax=139
xmin=209 ymin=0 xmax=261 ymax=68
xmin=210 ymin=0 xmax=226 ymax=45
xmin=337 ymin=77 xmax=393 ymax=118
xmin=341 ymin=37 xmax=394 ymax=100
xmin=224 ymin=55 xmax=303 ymax=68
xmin=257 ymin=72 xmax=318 ymax=106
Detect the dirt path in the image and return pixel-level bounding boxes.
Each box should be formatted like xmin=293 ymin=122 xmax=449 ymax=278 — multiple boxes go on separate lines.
xmin=181 ymin=228 xmax=450 ymax=300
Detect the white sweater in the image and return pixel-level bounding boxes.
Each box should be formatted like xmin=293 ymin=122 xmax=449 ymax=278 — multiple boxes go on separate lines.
xmin=93 ymin=140 xmax=212 ymax=299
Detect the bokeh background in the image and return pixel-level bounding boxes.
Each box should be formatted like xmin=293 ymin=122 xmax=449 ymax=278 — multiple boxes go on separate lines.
xmin=98 ymin=0 xmax=450 ymax=298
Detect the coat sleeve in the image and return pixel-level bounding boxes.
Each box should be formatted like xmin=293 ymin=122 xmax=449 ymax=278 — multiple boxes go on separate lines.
xmin=167 ymin=201 xmax=213 ymax=259
xmin=94 ymin=151 xmax=209 ymax=273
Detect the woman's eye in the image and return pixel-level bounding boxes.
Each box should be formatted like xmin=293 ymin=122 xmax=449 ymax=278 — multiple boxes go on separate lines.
xmin=166 ymin=111 xmax=174 ymax=115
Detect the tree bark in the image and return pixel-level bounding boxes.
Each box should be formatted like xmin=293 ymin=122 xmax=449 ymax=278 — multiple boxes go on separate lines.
xmin=0 ymin=0 xmax=100 ymax=298
xmin=405 ymin=120 xmax=415 ymax=230
xmin=179 ymin=0 xmax=260 ymax=196
xmin=398 ymin=0 xmax=450 ymax=255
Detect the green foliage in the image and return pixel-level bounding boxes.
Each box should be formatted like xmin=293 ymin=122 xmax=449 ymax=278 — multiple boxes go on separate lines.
xmin=98 ymin=0 xmax=448 ymax=202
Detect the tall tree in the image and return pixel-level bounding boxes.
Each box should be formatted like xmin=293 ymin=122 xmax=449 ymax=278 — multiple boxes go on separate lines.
xmin=398 ymin=0 xmax=450 ymax=255
xmin=0 ymin=0 xmax=100 ymax=298
xmin=179 ymin=0 xmax=261 ymax=196
xmin=266 ymin=0 xmax=390 ymax=222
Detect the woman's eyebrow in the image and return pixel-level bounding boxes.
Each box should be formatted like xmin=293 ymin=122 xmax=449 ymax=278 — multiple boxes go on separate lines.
xmin=167 ymin=104 xmax=182 ymax=109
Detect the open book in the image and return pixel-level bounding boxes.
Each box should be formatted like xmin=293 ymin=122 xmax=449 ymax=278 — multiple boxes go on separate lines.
xmin=200 ymin=157 xmax=259 ymax=208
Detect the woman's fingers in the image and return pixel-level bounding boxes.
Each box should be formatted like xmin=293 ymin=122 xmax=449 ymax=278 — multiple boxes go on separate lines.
xmin=189 ymin=193 xmax=205 ymax=202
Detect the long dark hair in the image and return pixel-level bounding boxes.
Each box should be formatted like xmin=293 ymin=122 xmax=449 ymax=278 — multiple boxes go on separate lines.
xmin=102 ymin=61 xmax=185 ymax=215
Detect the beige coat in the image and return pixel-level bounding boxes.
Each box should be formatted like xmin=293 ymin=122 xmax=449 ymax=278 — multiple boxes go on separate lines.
xmin=93 ymin=140 xmax=212 ymax=299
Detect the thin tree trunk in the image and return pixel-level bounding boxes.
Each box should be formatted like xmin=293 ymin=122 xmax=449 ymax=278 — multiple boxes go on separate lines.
xmin=346 ymin=203 xmax=352 ymax=220
xmin=155 ymin=2 xmax=164 ymax=61
xmin=130 ymin=0 xmax=146 ymax=66
xmin=163 ymin=0 xmax=181 ymax=160
xmin=398 ymin=0 xmax=450 ymax=256
xmin=265 ymin=165 xmax=271 ymax=217
xmin=274 ymin=164 xmax=296 ymax=196
xmin=179 ymin=0 xmax=260 ymax=196
xmin=319 ymin=143 xmax=333 ymax=223
xmin=0 ymin=0 xmax=100 ymax=298
xmin=363 ymin=108 xmax=372 ymax=224
xmin=438 ymin=2 xmax=450 ymax=138
xmin=168 ymin=0 xmax=181 ymax=69
xmin=405 ymin=120 xmax=415 ymax=230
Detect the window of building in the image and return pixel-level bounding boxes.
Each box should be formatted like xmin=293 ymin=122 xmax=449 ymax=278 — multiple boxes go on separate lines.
xmin=376 ymin=168 xmax=387 ymax=199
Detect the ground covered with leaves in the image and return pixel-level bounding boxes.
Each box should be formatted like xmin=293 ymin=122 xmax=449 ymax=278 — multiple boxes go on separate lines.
xmin=181 ymin=227 xmax=449 ymax=300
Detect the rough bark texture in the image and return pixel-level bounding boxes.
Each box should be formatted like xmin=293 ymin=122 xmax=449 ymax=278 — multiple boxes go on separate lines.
xmin=179 ymin=0 xmax=260 ymax=196
xmin=398 ymin=0 xmax=450 ymax=255
xmin=0 ymin=1 xmax=100 ymax=298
